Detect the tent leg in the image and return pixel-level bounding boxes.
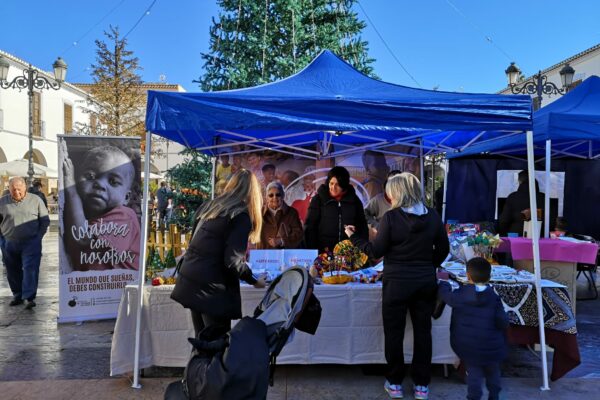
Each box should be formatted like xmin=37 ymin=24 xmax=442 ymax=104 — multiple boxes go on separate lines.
xmin=132 ymin=130 xmax=153 ymax=389
xmin=526 ymin=130 xmax=550 ymax=391
xmin=544 ymin=140 xmax=551 ymax=238
xmin=210 ymin=155 xmax=217 ymax=200
xmin=419 ymin=139 xmax=425 ymax=200
xmin=442 ymin=159 xmax=449 ymax=222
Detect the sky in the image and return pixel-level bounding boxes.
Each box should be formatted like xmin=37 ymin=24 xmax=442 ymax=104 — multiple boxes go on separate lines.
xmin=1 ymin=0 xmax=599 ymax=94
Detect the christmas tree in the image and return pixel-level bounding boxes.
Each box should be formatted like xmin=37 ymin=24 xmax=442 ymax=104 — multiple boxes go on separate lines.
xmin=198 ymin=0 xmax=375 ymax=91
xmin=150 ymin=249 xmax=165 ymax=274
xmin=164 ymin=248 xmax=177 ymax=270
xmin=166 ymin=148 xmax=213 ymax=230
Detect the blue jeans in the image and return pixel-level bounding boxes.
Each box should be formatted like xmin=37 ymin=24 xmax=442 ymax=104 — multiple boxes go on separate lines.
xmin=3 ymin=237 xmax=42 ymax=301
xmin=466 ymin=362 xmax=501 ymax=400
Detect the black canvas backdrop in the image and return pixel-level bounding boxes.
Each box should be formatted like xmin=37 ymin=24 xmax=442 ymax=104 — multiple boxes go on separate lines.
xmin=446 ymin=157 xmax=600 ymax=240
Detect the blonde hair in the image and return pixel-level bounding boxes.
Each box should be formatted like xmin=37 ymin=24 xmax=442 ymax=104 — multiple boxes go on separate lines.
xmin=385 ymin=172 xmax=423 ymax=209
xmin=197 ymin=169 xmax=263 ymax=244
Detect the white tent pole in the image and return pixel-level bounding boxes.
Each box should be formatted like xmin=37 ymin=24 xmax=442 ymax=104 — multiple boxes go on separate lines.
xmin=442 ymin=158 xmax=449 ymax=222
xmin=544 ymin=140 xmax=551 ymax=238
xmin=132 ymin=130 xmax=153 ymax=389
xmin=526 ymin=130 xmax=550 ymax=391
xmin=210 ymin=155 xmax=217 ymax=200
xmin=419 ymin=139 xmax=425 ymax=199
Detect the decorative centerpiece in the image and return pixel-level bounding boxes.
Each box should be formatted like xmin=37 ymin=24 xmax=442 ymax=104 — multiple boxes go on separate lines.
xmin=466 ymin=232 xmax=503 ymax=263
xmin=310 ymin=240 xmax=368 ymax=284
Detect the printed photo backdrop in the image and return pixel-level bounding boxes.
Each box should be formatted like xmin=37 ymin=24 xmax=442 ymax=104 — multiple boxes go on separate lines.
xmin=214 ymin=145 xmax=421 ymax=225
xmin=57 ymin=135 xmax=142 ymax=322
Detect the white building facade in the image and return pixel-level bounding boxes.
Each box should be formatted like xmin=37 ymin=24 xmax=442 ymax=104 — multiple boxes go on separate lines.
xmin=0 ymin=50 xmax=93 ymax=192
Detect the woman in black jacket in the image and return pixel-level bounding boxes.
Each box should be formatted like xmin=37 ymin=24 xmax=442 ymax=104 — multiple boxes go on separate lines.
xmin=171 ymin=169 xmax=266 ymax=336
xmin=304 ymin=166 xmax=368 ymax=253
xmin=345 ymin=173 xmax=449 ymax=400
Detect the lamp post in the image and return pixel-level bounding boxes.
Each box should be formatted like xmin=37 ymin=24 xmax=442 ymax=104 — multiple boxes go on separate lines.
xmin=0 ymin=55 xmax=67 ymax=186
xmin=505 ymin=62 xmax=575 ymax=110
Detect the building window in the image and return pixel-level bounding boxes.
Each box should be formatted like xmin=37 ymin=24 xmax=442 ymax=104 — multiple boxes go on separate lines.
xmin=33 ymin=91 xmax=42 ymax=138
xmin=64 ymin=103 xmax=73 ymax=134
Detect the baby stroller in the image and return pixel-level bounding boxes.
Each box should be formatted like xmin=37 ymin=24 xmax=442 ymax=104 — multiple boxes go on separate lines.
xmin=165 ymin=266 xmax=321 ymax=400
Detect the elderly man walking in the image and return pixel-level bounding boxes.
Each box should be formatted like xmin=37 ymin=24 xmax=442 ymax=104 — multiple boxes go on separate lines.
xmin=0 ymin=177 xmax=50 ymax=309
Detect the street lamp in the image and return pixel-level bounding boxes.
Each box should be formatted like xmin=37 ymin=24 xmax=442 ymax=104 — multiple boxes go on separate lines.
xmin=505 ymin=62 xmax=575 ymax=110
xmin=0 ymin=55 xmax=67 ymax=185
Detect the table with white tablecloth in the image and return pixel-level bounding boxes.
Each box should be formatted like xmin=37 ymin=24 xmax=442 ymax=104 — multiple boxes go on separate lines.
xmin=110 ymin=283 xmax=457 ymax=376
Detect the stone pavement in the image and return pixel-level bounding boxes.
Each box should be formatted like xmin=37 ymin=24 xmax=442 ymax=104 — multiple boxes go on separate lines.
xmin=1 ymin=232 xmax=599 ymax=399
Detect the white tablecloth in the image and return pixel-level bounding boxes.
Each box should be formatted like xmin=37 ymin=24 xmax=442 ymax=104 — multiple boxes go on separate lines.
xmin=110 ymin=283 xmax=457 ymax=376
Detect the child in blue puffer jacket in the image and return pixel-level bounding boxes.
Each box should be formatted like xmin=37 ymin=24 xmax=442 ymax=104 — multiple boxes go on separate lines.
xmin=438 ymin=257 xmax=509 ymax=400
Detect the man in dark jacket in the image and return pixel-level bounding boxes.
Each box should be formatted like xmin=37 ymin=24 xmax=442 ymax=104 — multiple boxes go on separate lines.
xmin=438 ymin=258 xmax=508 ymax=400
xmin=304 ymin=166 xmax=368 ymax=253
xmin=498 ymin=170 xmax=544 ymax=236
xmin=28 ymin=180 xmax=48 ymax=209
xmin=156 ymin=181 xmax=171 ymax=229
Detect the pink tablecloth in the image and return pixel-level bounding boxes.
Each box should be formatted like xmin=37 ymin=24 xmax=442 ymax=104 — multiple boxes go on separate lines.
xmin=496 ymin=237 xmax=598 ymax=264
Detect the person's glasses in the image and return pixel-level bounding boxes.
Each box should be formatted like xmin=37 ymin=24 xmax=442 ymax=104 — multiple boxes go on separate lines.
xmin=268 ymin=193 xmax=283 ymax=198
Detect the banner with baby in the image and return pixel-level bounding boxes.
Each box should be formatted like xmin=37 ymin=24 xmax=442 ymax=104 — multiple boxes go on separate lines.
xmin=57 ymin=135 xmax=142 ymax=322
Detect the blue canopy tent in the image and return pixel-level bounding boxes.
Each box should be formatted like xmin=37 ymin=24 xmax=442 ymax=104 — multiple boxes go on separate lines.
xmin=145 ymin=50 xmax=532 ymax=159
xmin=447 ymin=75 xmax=600 ymax=160
xmin=133 ymin=50 xmax=549 ymax=389
xmin=446 ymin=76 xmax=600 ymax=237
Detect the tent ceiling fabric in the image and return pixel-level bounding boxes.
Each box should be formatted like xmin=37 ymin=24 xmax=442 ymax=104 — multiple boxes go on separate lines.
xmin=145 ymin=50 xmax=532 ymax=157
xmin=448 ymin=75 xmax=600 ymax=159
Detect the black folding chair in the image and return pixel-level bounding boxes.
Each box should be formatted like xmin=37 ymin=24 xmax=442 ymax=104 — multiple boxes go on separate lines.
xmin=571 ymin=234 xmax=599 ymax=300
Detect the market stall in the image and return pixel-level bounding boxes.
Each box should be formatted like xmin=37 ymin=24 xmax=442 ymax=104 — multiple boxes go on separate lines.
xmin=111 ymin=272 xmax=579 ymax=380
xmin=441 ymin=261 xmax=579 ymax=380
xmin=496 ymin=237 xmax=599 ymax=312
xmin=132 ymin=50 xmax=544 ymax=389
xmin=110 ymin=283 xmax=458 ymax=376
xmin=446 ymin=75 xmax=600 ymax=240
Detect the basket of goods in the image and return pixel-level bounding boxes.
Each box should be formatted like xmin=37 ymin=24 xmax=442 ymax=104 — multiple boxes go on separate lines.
xmin=310 ymin=240 xmax=369 ymax=284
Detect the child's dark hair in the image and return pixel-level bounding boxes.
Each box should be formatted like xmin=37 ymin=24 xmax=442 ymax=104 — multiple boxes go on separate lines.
xmin=466 ymin=257 xmax=492 ymax=284
xmin=555 ymin=217 xmax=568 ymax=232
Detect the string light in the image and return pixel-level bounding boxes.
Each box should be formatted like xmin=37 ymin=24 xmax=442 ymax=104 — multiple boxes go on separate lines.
xmin=60 ymin=0 xmax=127 ymax=56
xmin=123 ymin=0 xmax=159 ymax=39
xmin=444 ymin=0 xmax=515 ymax=63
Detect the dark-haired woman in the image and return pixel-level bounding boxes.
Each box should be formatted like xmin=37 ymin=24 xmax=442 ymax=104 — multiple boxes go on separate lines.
xmin=304 ymin=166 xmax=368 ymax=253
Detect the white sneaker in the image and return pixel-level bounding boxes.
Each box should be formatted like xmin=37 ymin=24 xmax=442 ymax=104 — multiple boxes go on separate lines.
xmin=384 ymin=380 xmax=404 ymax=399
xmin=414 ymin=385 xmax=429 ymax=400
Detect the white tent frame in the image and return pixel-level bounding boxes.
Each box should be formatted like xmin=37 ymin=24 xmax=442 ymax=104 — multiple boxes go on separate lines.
xmin=131 ymin=127 xmax=551 ymax=391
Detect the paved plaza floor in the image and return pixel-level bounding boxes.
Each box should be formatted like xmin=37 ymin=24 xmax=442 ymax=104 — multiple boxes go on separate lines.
xmin=1 ymin=230 xmax=599 ymax=399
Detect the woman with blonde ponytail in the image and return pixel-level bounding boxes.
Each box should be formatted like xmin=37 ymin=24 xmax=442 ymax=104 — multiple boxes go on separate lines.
xmin=171 ymin=169 xmax=266 ymax=336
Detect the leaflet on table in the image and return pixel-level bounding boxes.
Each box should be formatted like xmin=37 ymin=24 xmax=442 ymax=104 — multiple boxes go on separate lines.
xmin=248 ymin=249 xmax=318 ymax=280
xmin=441 ymin=262 xmax=547 ymax=284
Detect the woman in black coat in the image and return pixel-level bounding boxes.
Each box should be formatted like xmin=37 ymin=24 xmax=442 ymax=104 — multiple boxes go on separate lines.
xmin=171 ymin=169 xmax=266 ymax=336
xmin=304 ymin=166 xmax=368 ymax=253
xmin=345 ymin=173 xmax=449 ymax=400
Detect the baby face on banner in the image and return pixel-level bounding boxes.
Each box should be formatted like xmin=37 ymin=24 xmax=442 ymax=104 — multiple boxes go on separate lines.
xmin=77 ymin=147 xmax=135 ymax=219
